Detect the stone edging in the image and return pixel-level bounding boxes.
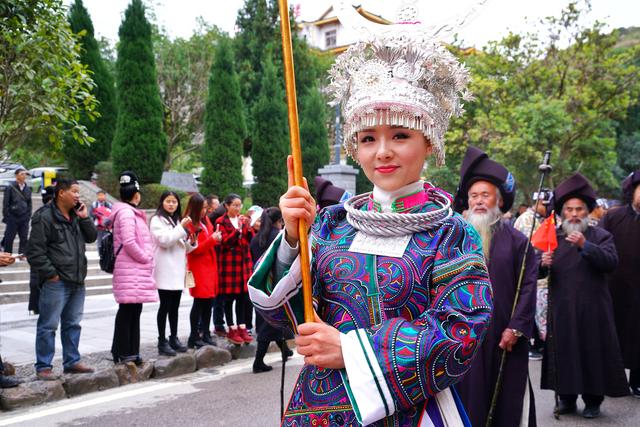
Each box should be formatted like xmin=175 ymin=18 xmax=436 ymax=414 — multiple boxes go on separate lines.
xmin=0 ymin=340 xmax=290 ymax=412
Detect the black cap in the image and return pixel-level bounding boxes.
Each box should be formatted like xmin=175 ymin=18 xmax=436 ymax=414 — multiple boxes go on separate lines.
xmin=15 ymin=167 xmax=27 ymax=175
xmin=454 ymin=145 xmax=516 ymax=213
xmin=314 ymin=176 xmax=348 ymax=209
xmin=554 ymin=173 xmax=597 ymax=213
xmin=622 ymin=169 xmax=640 ymax=202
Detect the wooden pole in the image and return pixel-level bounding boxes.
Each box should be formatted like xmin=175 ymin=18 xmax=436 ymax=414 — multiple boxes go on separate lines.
xmin=277 ymin=0 xmax=314 ymax=323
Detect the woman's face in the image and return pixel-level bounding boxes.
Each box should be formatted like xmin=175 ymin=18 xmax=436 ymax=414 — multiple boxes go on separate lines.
xmin=163 ymin=195 xmax=179 ymax=214
xmin=355 ymin=125 xmax=431 ymax=192
xmin=226 ymin=198 xmax=242 ymax=218
xmin=200 ymin=202 xmax=208 ymax=219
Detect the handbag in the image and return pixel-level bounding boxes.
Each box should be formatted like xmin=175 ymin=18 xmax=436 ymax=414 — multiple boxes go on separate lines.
xmin=185 ymin=270 xmax=195 ymax=289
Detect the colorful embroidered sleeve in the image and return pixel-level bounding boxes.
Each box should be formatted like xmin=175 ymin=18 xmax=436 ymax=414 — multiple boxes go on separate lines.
xmin=247 ymin=228 xmax=318 ymax=336
xmin=340 ymin=216 xmax=493 ymax=424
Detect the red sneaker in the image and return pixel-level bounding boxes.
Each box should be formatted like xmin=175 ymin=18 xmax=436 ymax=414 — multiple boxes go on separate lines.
xmin=239 ymin=328 xmax=253 ymax=344
xmin=227 ymin=328 xmax=244 ymax=345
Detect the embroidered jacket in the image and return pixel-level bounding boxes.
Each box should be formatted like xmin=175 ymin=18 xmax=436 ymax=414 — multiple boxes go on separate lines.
xmin=249 ymin=194 xmax=492 ymax=426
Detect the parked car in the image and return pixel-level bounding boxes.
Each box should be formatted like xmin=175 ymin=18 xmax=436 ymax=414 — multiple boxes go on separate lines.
xmin=0 ymin=163 xmax=28 ymax=189
xmin=29 ymin=167 xmax=68 ymax=191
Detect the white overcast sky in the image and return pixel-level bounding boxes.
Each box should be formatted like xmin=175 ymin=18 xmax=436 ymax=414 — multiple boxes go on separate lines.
xmin=66 ymin=0 xmax=639 ymax=48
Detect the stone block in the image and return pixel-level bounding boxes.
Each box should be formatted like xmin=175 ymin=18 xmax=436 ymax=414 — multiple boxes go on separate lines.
xmin=114 ymin=361 xmax=154 ymax=386
xmin=226 ymin=342 xmax=256 ymax=360
xmin=2 ymin=362 xmax=16 ymax=376
xmin=152 ymin=353 xmax=196 ymax=379
xmin=136 ymin=361 xmax=154 ymax=381
xmin=195 ymin=346 xmax=232 ymax=369
xmin=62 ymin=369 xmax=119 ymax=397
xmin=0 ymin=380 xmax=66 ymax=411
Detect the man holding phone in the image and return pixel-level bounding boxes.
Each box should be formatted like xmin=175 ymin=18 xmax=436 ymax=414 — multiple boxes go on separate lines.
xmin=27 ymin=178 xmax=97 ymax=380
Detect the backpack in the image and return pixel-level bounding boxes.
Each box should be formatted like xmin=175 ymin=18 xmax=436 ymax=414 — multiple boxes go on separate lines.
xmin=98 ymin=212 xmax=123 ymax=273
xmin=92 ymin=204 xmax=112 ymax=229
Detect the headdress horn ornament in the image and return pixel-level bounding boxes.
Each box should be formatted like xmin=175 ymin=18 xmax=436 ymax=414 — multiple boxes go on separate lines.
xmin=328 ymin=0 xmax=487 ymax=166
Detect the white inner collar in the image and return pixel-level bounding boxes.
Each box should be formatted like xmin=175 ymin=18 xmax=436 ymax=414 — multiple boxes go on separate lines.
xmin=372 ymin=181 xmax=424 ymax=213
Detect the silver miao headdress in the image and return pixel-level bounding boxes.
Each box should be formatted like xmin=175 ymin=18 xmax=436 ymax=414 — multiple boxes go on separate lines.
xmin=328 ymin=0 xmax=485 ymax=166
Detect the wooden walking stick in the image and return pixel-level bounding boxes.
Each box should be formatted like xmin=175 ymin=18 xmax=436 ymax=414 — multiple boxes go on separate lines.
xmin=277 ymin=0 xmax=314 ymax=324
xmin=485 ymin=151 xmax=552 ymax=427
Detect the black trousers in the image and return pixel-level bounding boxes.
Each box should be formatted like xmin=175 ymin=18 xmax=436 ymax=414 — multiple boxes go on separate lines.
xmin=157 ymin=289 xmax=182 ymax=339
xmin=111 ymin=303 xmax=143 ymax=361
xmin=254 ymin=339 xmax=289 ymax=366
xmin=212 ymin=296 xmax=225 ymax=330
xmin=190 ymin=298 xmax=213 ymax=337
xmin=3 ymin=218 xmax=29 ymax=254
xmin=243 ymin=292 xmax=254 ymax=329
xmin=560 ymin=394 xmax=604 ymax=407
xmin=630 ymin=369 xmax=640 ymax=388
xmin=223 ymin=294 xmax=246 ymax=327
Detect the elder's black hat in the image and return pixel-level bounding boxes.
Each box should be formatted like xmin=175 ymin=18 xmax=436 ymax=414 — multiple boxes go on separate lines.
xmin=314 ymin=177 xmax=350 ymax=210
xmin=554 ymin=172 xmax=597 ymax=213
xmin=454 ymin=145 xmax=516 ymax=213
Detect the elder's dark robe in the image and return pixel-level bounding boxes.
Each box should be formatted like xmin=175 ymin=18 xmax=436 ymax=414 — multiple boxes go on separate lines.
xmin=541 ymin=225 xmax=629 ymax=397
xmin=458 ymin=222 xmax=538 ymax=427
xmin=600 ymin=206 xmax=640 ymax=370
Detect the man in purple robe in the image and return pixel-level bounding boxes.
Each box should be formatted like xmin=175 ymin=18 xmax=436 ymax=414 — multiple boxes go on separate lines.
xmin=600 ymin=169 xmax=640 ymax=398
xmin=455 ymin=146 xmax=538 ymax=426
xmin=541 ymin=173 xmax=628 ymax=419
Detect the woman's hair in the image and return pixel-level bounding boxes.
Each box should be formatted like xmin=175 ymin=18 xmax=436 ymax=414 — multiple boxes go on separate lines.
xmin=223 ymin=193 xmax=242 ymax=207
xmin=155 ymin=191 xmax=182 ymax=225
xmin=119 ymin=171 xmax=140 ymax=203
xmin=255 ymin=207 xmax=282 ymax=249
xmin=120 ymin=184 xmax=138 ymax=202
xmin=184 ymin=193 xmax=205 ymax=227
xmin=208 ymin=205 xmax=227 ymax=225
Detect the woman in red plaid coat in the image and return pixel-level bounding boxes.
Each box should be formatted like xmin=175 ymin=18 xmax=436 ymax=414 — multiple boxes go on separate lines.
xmin=215 ymin=194 xmax=254 ymax=345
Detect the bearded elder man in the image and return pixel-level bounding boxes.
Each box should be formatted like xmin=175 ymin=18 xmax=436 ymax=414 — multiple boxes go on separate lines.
xmin=455 ymin=146 xmax=538 ymax=426
xmin=600 ymin=169 xmax=640 ymax=398
xmin=540 ymin=172 xmax=628 ymax=419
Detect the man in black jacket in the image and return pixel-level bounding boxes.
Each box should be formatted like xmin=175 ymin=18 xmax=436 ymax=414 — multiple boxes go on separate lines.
xmin=2 ymin=167 xmax=32 ymax=254
xmin=27 ymin=178 xmax=97 ymax=380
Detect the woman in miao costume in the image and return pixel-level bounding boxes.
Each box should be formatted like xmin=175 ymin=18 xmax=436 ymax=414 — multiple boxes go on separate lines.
xmin=248 ymin=3 xmax=493 ymax=426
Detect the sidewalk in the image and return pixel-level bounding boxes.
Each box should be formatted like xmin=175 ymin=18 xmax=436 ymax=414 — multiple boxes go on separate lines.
xmin=0 ymin=291 xmax=196 ymax=367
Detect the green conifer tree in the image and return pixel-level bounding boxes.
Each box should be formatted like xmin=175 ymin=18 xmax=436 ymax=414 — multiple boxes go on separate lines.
xmin=299 ymin=85 xmax=329 ymax=194
xmin=201 ymin=36 xmax=246 ymax=198
xmin=251 ymin=55 xmax=289 ymax=207
xmin=111 ymin=0 xmax=167 ymax=183
xmin=63 ymin=0 xmax=117 ymax=179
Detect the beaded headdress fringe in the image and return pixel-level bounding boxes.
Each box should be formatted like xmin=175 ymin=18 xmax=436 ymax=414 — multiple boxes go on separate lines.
xmin=343 ymin=109 xmax=446 ymax=166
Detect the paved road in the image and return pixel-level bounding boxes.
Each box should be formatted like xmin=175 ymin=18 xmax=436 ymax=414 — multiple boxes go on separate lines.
xmin=1 ymin=289 xmax=638 ymax=426
xmin=0 ymin=292 xmax=197 ymax=367
xmin=0 ymin=355 xmax=638 ymax=426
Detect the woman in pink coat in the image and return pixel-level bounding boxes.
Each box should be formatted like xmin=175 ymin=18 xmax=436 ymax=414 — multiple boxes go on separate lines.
xmin=109 ymin=171 xmax=157 ymax=364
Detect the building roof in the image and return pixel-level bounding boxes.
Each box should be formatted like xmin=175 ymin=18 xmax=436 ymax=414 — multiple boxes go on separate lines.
xmin=302 ymin=5 xmax=391 ymax=27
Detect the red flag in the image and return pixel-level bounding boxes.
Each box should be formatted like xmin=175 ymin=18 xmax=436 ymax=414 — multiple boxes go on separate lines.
xmin=531 ymin=212 xmax=558 ymax=252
